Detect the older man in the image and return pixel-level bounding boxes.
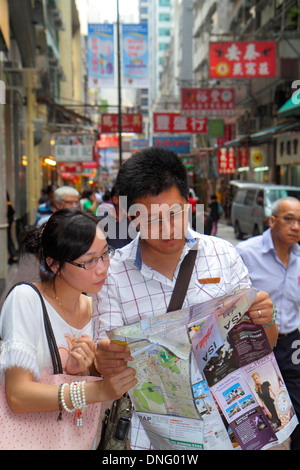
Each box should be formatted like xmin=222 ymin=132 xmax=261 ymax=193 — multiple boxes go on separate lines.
xmin=237 ymin=196 xmax=300 ymax=450
xmin=37 ymin=186 xmax=80 ymax=226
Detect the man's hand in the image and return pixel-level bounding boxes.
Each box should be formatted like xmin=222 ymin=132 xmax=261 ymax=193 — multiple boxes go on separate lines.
xmin=248 ymin=291 xmax=274 ymax=326
xmin=248 ymin=291 xmax=273 ymax=325
xmin=247 ymin=291 xmax=278 ymax=349
xmin=95 ymin=338 xmax=134 ymax=376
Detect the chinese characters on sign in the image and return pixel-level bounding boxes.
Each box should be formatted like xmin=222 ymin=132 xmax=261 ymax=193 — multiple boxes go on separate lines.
xmin=218 ymin=147 xmax=236 ymax=174
xmin=209 ymin=41 xmax=276 ymax=78
xmin=239 ymin=147 xmax=249 ymax=167
xmin=101 ymin=113 xmax=143 ymax=133
xmin=181 ymin=88 xmax=235 ymax=117
xmin=152 ymin=136 xmax=191 ymax=154
xmin=153 ymin=113 xmax=207 ymax=133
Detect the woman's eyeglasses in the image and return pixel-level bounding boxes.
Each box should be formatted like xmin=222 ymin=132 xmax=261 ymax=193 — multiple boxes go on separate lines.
xmin=67 ymin=246 xmax=115 ymax=270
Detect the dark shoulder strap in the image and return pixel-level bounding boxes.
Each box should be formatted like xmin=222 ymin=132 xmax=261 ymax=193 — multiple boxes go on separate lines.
xmin=167 ymin=246 xmax=198 ymax=313
xmin=5 ymin=282 xmax=63 ymax=374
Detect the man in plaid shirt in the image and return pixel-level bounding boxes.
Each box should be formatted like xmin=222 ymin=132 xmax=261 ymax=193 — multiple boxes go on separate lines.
xmin=93 ymin=147 xmax=278 ymax=450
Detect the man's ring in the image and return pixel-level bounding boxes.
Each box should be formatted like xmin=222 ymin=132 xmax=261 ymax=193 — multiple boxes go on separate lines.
xmin=258 ymin=310 xmax=262 ymax=317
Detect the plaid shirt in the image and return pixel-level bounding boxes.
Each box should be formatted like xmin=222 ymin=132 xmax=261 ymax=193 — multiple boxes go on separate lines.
xmin=93 ymin=229 xmax=250 ymax=449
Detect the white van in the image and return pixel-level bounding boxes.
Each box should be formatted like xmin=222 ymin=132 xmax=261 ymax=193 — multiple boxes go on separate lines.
xmin=230 ymin=181 xmax=300 ymax=239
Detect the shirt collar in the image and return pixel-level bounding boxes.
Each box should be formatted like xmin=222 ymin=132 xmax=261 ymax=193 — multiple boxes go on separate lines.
xmin=133 ymin=227 xmax=197 ymax=270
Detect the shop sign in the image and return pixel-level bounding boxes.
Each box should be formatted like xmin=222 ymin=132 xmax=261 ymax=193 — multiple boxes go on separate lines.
xmin=97 ymin=135 xmax=119 ymax=148
xmin=209 ymin=41 xmax=276 ymax=78
xmin=153 ymin=113 xmax=207 ymax=134
xmin=58 ymin=162 xmax=83 ymax=173
xmin=250 ymin=147 xmax=266 ymax=168
xmin=239 ymin=147 xmax=249 ymax=167
xmin=152 ymin=136 xmax=190 ymax=154
xmin=181 ymin=88 xmax=235 ymax=117
xmin=101 ymin=113 xmax=143 ymax=133
xmin=218 ymin=147 xmax=236 ymax=174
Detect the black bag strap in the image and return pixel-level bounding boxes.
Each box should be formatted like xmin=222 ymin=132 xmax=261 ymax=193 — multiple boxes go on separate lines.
xmin=5 ymin=282 xmax=63 ymax=375
xmin=167 ymin=244 xmax=198 ymax=313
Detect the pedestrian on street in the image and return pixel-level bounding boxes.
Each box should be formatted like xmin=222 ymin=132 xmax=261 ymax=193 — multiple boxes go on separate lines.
xmin=236 ymin=197 xmax=300 ymax=450
xmin=92 ymin=147 xmax=278 ymax=450
xmin=6 ymin=191 xmax=18 ymax=264
xmin=97 ymin=184 xmax=135 ymax=249
xmin=36 ymin=184 xmax=56 ymax=223
xmin=208 ymin=194 xmax=222 ymax=236
xmin=37 ymin=186 xmax=80 ymax=226
xmin=0 ymin=208 xmax=136 ymax=450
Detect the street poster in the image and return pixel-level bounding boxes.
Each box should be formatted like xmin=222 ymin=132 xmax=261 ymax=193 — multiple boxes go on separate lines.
xmin=108 ymin=288 xmax=297 ymax=451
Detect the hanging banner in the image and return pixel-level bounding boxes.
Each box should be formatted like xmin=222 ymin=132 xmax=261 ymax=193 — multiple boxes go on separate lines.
xmin=101 ymin=113 xmax=143 ymax=133
xmin=181 ymin=88 xmax=235 ymax=117
xmin=218 ymin=147 xmax=236 ymax=174
xmin=209 ymin=41 xmax=276 ymax=78
xmin=122 ymin=23 xmax=149 ymax=88
xmin=153 ymin=113 xmax=207 ymax=134
xmin=87 ymin=24 xmax=115 ymax=88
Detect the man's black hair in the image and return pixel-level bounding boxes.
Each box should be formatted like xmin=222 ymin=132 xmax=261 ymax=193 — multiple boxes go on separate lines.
xmin=116 ymin=147 xmax=189 ymax=209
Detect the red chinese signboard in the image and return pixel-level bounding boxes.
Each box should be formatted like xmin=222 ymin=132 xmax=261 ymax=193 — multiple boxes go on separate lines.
xmin=101 ymin=113 xmax=143 ymax=133
xmin=96 ymin=135 xmax=119 ymax=148
xmin=58 ymin=162 xmax=84 ymax=173
xmin=153 ymin=113 xmax=207 ymax=133
xmin=218 ymin=147 xmax=236 ymax=174
xmin=239 ymin=147 xmax=249 ymax=167
xmin=181 ymin=88 xmax=235 ymax=117
xmin=209 ymin=41 xmax=276 ymax=78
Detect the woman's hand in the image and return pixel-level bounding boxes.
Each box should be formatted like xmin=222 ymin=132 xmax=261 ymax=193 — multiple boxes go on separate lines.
xmin=65 ymin=335 xmax=96 ymax=375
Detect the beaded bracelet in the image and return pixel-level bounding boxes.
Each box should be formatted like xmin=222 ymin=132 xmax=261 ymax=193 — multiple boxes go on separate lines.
xmin=263 ymin=304 xmax=277 ymax=329
xmin=69 ymin=381 xmax=87 ymax=427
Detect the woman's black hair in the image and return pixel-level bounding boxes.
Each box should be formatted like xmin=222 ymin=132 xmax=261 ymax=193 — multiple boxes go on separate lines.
xmin=116 ymin=147 xmax=189 ymax=209
xmin=20 ymin=209 xmax=100 ymax=281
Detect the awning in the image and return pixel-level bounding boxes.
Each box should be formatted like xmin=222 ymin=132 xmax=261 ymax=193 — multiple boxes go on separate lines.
xmin=277 ymin=96 xmax=300 ymax=118
xmin=222 ymin=120 xmax=300 ymax=148
xmin=250 ymin=120 xmax=300 ymax=143
xmin=223 ymin=135 xmax=250 ymax=147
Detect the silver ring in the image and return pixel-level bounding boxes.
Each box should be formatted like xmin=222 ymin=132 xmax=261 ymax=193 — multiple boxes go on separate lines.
xmin=258 ymin=309 xmax=262 ymax=317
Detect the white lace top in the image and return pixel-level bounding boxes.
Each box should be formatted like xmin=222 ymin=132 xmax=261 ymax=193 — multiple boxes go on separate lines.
xmin=0 ymin=284 xmax=94 ymax=382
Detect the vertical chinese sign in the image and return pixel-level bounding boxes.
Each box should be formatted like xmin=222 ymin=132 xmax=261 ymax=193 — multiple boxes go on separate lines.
xmin=87 ymin=24 xmax=115 ymax=88
xmin=209 ymin=41 xmax=276 ymax=78
xmin=122 ymin=23 xmax=149 ymax=88
xmin=218 ymin=147 xmax=236 ymax=174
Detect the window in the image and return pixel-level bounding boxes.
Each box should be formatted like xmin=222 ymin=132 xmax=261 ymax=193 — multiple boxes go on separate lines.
xmin=159 ymin=13 xmax=170 ymax=22
xmin=159 ymin=42 xmax=169 ymax=51
xmin=244 ymin=189 xmax=256 ymax=206
xmin=159 ymin=0 xmax=170 ymax=5
xmin=159 ymin=28 xmax=170 ymax=36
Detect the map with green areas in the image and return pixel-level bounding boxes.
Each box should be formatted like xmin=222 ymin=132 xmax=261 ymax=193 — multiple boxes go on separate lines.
xmin=131 ymin=344 xmax=199 ymax=419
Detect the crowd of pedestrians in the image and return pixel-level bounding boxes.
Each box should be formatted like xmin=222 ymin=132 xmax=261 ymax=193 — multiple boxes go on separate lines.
xmin=0 ymin=146 xmax=299 ymax=450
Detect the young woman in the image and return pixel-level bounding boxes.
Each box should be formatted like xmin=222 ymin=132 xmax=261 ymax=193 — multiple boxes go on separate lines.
xmin=0 ymin=208 xmax=136 ymax=449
